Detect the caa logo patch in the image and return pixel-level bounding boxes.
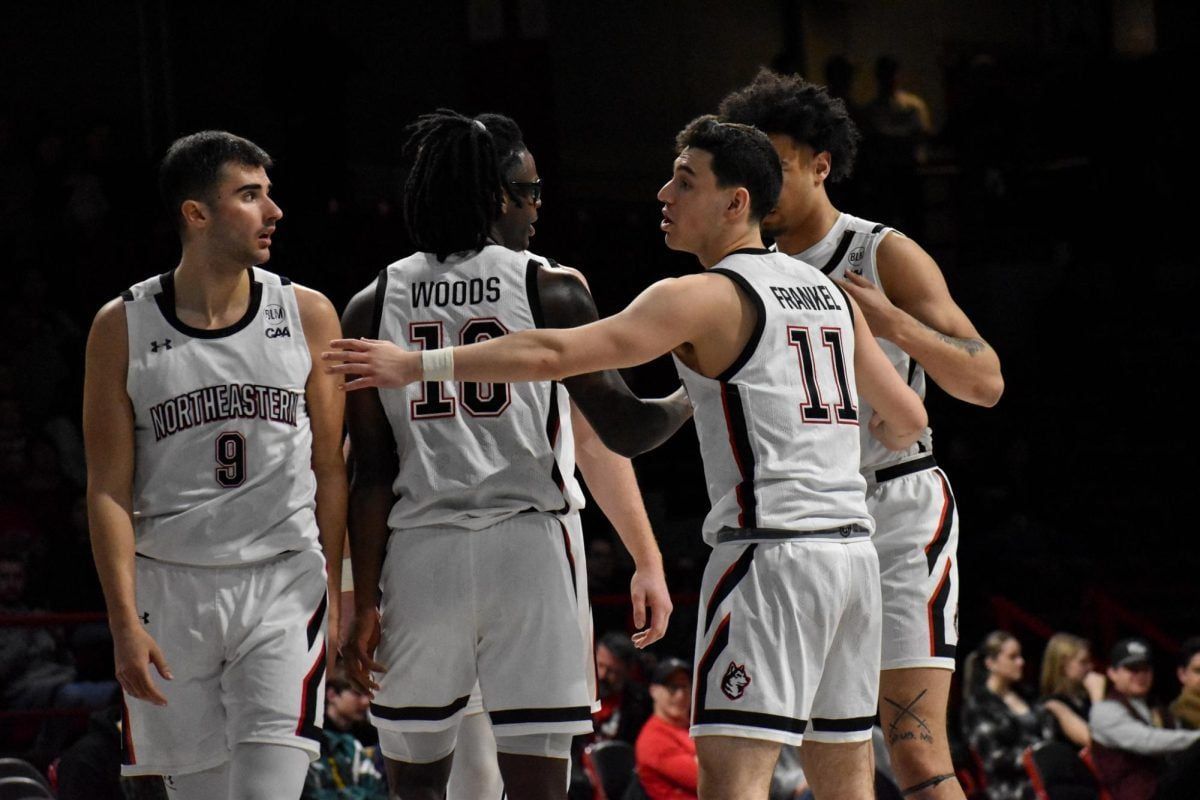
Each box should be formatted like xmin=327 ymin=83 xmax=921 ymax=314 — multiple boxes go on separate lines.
xmin=721 ymin=661 xmax=751 ymax=700
xmin=266 ymin=326 xmax=291 ymax=338
xmin=264 ymin=304 xmax=286 ymax=324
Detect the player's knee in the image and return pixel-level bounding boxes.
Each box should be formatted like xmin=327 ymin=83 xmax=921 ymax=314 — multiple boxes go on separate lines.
xmin=887 ymin=739 xmax=953 ymax=779
xmin=494 ymin=732 xmax=572 ymax=760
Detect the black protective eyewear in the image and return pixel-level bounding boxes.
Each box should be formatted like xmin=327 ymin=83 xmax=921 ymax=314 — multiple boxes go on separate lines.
xmin=508 ymin=179 xmax=542 ymax=204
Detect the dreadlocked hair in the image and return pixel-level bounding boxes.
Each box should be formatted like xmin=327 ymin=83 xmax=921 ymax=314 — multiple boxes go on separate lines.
xmin=718 ymin=68 xmax=861 ymax=183
xmin=473 ymin=112 xmax=526 ymax=181
xmin=401 ymin=108 xmax=504 ymax=261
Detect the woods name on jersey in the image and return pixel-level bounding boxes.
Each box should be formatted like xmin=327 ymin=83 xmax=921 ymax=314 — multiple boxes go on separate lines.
xmin=411 ymin=277 xmax=502 ymax=308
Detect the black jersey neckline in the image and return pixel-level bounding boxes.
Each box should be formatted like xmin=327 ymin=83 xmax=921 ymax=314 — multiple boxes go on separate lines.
xmin=154 ymin=267 xmax=264 ymax=340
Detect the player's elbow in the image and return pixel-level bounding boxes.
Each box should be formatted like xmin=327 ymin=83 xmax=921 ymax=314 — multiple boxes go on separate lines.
xmin=975 ymin=372 xmax=1005 ymax=408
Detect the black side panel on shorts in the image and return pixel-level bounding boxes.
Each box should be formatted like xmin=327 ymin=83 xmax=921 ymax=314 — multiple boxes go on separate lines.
xmin=297 ymin=644 xmax=327 ymax=742
xmin=306 ymin=592 xmax=328 ymax=650
xmin=924 ymin=472 xmax=955 ymax=575
xmin=558 ymin=519 xmax=577 ymax=600
xmin=704 ymin=545 xmax=756 ymax=632
xmin=929 ymin=561 xmax=956 ymax=659
xmin=371 ymin=694 xmax=471 ymax=722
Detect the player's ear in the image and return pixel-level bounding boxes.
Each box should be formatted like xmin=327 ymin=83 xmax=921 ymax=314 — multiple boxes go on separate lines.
xmin=498 ymin=190 xmax=511 ymax=215
xmin=726 ymin=187 xmax=751 ymax=220
xmin=181 ymin=199 xmax=209 ymax=229
xmin=812 ymin=151 xmax=832 ymax=185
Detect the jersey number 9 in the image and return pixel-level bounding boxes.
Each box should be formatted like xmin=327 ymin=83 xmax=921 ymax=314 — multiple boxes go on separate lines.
xmin=215 ymin=431 xmax=247 ymax=487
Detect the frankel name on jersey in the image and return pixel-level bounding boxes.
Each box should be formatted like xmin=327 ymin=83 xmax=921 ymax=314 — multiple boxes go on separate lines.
xmin=149 ymin=383 xmax=300 ymax=442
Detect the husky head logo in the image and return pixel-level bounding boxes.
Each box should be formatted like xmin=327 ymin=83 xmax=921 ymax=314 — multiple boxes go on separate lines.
xmin=721 ymin=661 xmax=751 ymax=700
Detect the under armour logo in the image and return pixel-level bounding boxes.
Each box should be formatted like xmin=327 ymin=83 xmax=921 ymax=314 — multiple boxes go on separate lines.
xmin=151 ymin=339 xmax=172 ymax=353
xmin=140 ymin=612 xmax=150 ymax=625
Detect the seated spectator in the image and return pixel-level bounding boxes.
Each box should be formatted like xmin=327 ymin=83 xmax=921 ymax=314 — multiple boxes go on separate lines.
xmin=0 ymin=553 xmax=75 ymax=710
xmin=56 ymin=706 xmax=122 ymax=800
xmin=1089 ymin=638 xmax=1200 ymax=800
xmin=303 ymin=667 xmax=387 ymax=800
xmin=594 ymin=631 xmax=651 ymax=745
xmin=1169 ymin=637 xmax=1200 ymax=730
xmin=962 ymin=631 xmax=1049 ymax=800
xmin=1039 ymin=632 xmax=1106 ymax=748
xmin=635 ymin=658 xmax=696 ymax=800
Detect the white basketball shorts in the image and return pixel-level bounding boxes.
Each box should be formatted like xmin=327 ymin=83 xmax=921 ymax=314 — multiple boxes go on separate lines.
xmin=121 ymin=548 xmax=328 ymax=776
xmin=691 ymin=536 xmax=882 ymax=746
xmin=866 ymin=457 xmax=959 ymax=671
xmin=369 ymin=512 xmax=593 ymax=740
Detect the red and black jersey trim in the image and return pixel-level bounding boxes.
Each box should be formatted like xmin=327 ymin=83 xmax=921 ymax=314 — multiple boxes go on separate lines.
xmin=928 ymin=559 xmax=956 ymax=659
xmin=704 ymin=544 xmax=756 ymax=632
xmin=558 ymin=517 xmax=577 ymax=600
xmin=923 ymin=470 xmax=955 ymax=575
xmin=488 ymin=705 xmax=592 ymax=726
xmin=527 ymin=258 xmax=570 ymax=512
xmin=820 ymin=229 xmax=856 ymax=275
xmin=719 ymin=383 xmax=757 ymax=529
xmin=811 ymin=715 xmax=875 ymax=733
xmin=155 ymin=267 xmax=264 ymax=340
xmin=120 ymin=694 xmax=136 ymax=765
xmin=693 ymin=613 xmax=731 ymax=722
xmin=371 ymin=694 xmax=471 ymax=722
xmin=121 ymin=289 xmax=135 ymax=302
xmin=525 ymin=258 xmax=546 ymax=328
xmin=710 ymin=268 xmax=766 ymax=383
xmin=296 ymin=643 xmax=327 ymax=742
xmin=370 ymin=268 xmax=388 ymax=338
xmin=871 ymin=223 xmax=887 ymax=234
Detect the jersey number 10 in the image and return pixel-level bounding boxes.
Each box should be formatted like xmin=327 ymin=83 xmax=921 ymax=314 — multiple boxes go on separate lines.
xmin=787 ymin=326 xmax=858 ymax=425
xmin=409 ymin=319 xmax=511 ymax=419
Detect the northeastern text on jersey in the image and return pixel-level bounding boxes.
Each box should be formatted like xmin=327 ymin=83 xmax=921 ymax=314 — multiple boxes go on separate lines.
xmin=149 ymin=383 xmax=300 ymax=441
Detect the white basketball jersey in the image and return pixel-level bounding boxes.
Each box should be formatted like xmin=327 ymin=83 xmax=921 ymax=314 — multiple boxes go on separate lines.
xmin=123 ymin=267 xmax=318 ymax=566
xmin=376 ymin=244 xmax=579 ymax=531
xmin=675 ymin=249 xmax=872 ymax=546
xmin=787 ymin=213 xmax=934 ymax=469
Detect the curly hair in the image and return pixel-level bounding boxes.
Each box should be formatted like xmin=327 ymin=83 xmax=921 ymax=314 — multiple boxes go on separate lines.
xmin=401 ymin=109 xmax=504 ymax=261
xmin=718 ymin=68 xmax=861 ymax=182
xmin=473 ymin=112 xmax=526 ymax=181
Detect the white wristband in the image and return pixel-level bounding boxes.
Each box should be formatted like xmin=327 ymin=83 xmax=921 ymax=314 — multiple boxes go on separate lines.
xmin=421 ymin=347 xmax=455 ymax=381
xmin=341 ymin=557 xmax=353 ymax=592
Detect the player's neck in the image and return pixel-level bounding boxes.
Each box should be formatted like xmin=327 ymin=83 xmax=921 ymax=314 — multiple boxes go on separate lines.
xmin=773 ymin=196 xmax=840 ymax=256
xmin=173 ymin=253 xmax=253 ymax=328
xmin=698 ymin=227 xmax=765 ymax=269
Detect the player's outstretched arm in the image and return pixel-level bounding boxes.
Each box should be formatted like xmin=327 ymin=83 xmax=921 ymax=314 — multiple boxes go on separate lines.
xmin=571 ymin=405 xmax=672 ymax=648
xmin=836 ymin=233 xmax=1004 ymax=407
xmin=324 ymin=275 xmax=715 ymax=402
xmin=339 ymin=281 xmax=395 ymax=694
xmin=847 ymin=295 xmax=928 ymax=451
xmin=296 ymin=285 xmax=348 ymax=669
xmin=538 ymin=264 xmax=692 ymax=456
xmin=84 ymin=299 xmax=172 ymax=706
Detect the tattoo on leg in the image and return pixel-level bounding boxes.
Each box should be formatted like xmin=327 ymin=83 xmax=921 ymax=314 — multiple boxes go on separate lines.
xmin=884 ymin=690 xmax=933 ymax=745
xmin=900 ymin=773 xmax=955 ymax=796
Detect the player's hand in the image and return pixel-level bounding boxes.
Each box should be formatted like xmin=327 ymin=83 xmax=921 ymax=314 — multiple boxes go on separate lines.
xmin=113 ymin=625 xmax=172 ymax=707
xmin=836 ymin=272 xmax=901 ymax=339
xmin=630 ymin=567 xmax=672 ymax=649
xmin=344 ymin=608 xmax=387 ymax=697
xmin=322 ymin=338 xmax=420 ymax=391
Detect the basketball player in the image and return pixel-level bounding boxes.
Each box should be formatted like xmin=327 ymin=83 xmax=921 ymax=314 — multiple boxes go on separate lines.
xmin=339 ymin=110 xmax=687 ymax=800
xmin=326 ymin=116 xmax=928 ymax=800
xmin=443 ymin=111 xmax=677 ymax=799
xmin=83 ymin=131 xmax=346 ymax=799
xmin=718 ymin=70 xmax=1005 ymax=800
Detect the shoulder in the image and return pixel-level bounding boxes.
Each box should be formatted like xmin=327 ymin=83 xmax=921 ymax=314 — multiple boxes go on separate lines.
xmin=89 ymin=296 xmax=129 ymax=338
xmin=875 ymin=228 xmax=935 ymax=273
xmin=291 ymin=283 xmax=340 ymax=328
xmin=1089 ymin=699 xmax=1124 ymax=725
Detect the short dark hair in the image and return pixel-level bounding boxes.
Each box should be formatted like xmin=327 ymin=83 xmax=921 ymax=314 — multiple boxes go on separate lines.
xmin=158 ymin=131 xmax=272 ymax=228
xmin=718 ymin=68 xmax=861 ymax=183
xmin=598 ymin=631 xmax=636 ymax=664
xmin=673 ymin=114 xmax=781 ymax=222
xmin=473 ymin=113 xmax=526 ymax=181
xmin=1180 ymin=637 xmax=1200 ymax=669
xmin=401 ymin=109 xmax=504 ymax=261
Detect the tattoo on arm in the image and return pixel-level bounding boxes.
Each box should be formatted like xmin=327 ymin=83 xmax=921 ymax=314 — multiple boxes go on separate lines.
xmin=918 ymin=320 xmax=988 ymax=356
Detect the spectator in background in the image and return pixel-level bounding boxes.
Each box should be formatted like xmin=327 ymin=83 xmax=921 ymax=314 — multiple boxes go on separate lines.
xmin=1169 ymin=637 xmax=1200 ymax=730
xmin=594 ymin=632 xmax=652 ymax=745
xmin=962 ymin=631 xmax=1049 ymax=800
xmin=635 ymin=658 xmax=696 ymax=800
xmin=859 ymin=55 xmax=932 ymax=236
xmin=303 ymin=667 xmax=387 ymax=800
xmin=1090 ymin=638 xmax=1200 ymax=800
xmin=1039 ymin=633 xmax=1106 ymax=748
xmin=0 ymin=553 xmax=76 ymax=710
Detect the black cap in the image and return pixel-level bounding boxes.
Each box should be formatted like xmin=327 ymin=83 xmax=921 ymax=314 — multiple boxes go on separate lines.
xmin=650 ymin=658 xmax=692 ymax=685
xmin=1110 ymin=638 xmax=1153 ymax=669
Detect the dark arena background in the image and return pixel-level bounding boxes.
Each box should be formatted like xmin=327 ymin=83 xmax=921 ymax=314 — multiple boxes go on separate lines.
xmin=1 ymin=0 xmax=1197 ymax=795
